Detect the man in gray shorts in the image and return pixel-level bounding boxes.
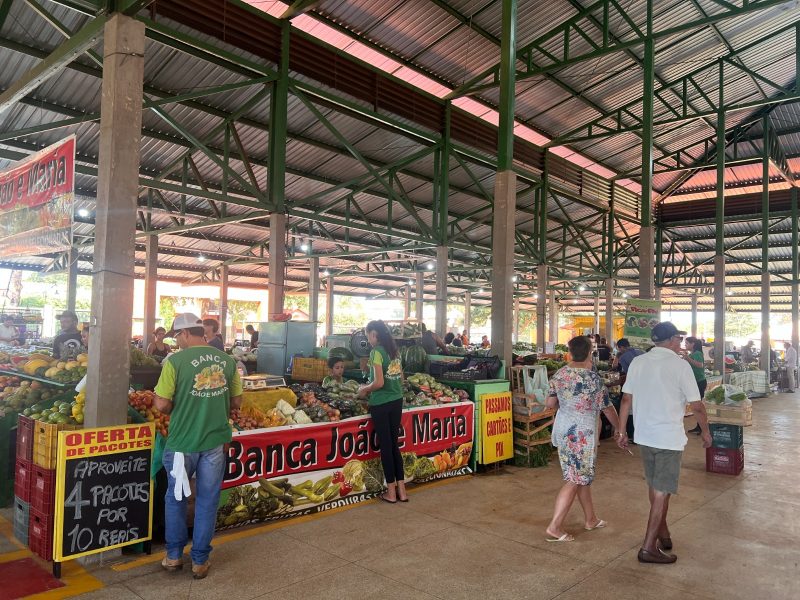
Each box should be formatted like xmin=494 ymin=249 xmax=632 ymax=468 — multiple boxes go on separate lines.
xmin=617 ymin=322 xmax=712 ymax=564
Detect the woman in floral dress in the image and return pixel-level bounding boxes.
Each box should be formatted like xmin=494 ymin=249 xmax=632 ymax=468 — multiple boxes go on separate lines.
xmin=545 ymin=335 xmax=622 ymax=542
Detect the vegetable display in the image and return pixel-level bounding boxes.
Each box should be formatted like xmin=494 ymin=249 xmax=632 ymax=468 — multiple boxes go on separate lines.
xmin=388 ymin=322 xmax=423 ymax=338
xmin=128 ymin=390 xmax=170 ymax=436
xmin=404 ymin=373 xmax=468 ymax=406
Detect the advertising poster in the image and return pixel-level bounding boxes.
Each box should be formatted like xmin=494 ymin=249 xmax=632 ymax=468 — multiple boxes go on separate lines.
xmin=54 ymin=423 xmax=154 ymax=563
xmin=480 ymin=392 xmax=513 ymax=464
xmin=217 ymin=402 xmax=474 ymax=529
xmin=0 ymin=136 xmax=75 ymax=257
xmin=623 ymin=298 xmax=661 ymax=348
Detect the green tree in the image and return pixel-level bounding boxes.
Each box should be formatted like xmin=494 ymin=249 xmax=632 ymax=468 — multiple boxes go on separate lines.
xmin=725 ymin=312 xmax=758 ymax=340
xmin=159 ymin=296 xmax=198 ymax=327
xmin=227 ymin=300 xmax=261 ymax=324
xmin=286 ymin=294 xmax=310 ymax=313
xmin=470 ymin=305 xmax=491 ymax=327
xmin=333 ymin=296 xmax=368 ymax=331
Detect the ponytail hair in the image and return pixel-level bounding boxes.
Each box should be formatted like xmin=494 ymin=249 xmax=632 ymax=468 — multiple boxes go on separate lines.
xmin=365 ymin=320 xmax=398 ymax=359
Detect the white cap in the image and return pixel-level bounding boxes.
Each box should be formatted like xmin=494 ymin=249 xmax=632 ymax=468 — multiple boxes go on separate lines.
xmin=168 ymin=313 xmax=202 ymax=335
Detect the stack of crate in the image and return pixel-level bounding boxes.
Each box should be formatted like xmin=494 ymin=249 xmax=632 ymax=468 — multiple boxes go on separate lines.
xmin=27 ymin=418 xmax=77 ymax=560
xmin=706 ymin=423 xmax=744 ymax=476
xmin=512 ymin=393 xmax=555 ymax=468
xmin=13 ymin=415 xmax=34 ymax=545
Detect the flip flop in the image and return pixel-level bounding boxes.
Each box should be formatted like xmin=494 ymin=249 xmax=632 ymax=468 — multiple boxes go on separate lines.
xmin=379 ymin=493 xmax=397 ymax=504
xmin=398 ymin=497 xmax=409 ymax=503
xmin=585 ymin=519 xmax=607 ymax=531
xmin=545 ymin=533 xmax=574 ymax=542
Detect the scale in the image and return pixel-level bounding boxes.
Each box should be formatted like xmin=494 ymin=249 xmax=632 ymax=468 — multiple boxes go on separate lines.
xmin=242 ymin=374 xmax=287 ymax=390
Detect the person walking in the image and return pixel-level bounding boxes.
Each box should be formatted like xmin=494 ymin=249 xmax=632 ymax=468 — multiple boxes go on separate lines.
xmin=617 ymin=322 xmax=712 ymax=564
xmin=203 ymin=318 xmax=224 ymax=351
xmin=154 ymin=313 xmax=243 ymax=579
xmin=357 ymin=320 xmax=407 ymax=503
xmin=685 ymin=339 xmax=707 ymax=434
xmin=544 ymin=336 xmax=622 ymax=542
xmin=611 ymin=338 xmax=643 ymax=376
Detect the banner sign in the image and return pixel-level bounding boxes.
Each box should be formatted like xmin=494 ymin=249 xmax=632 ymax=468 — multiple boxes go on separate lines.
xmin=623 ymin=298 xmax=661 ymax=349
xmin=54 ymin=423 xmax=154 ymax=563
xmin=0 ymin=136 xmax=75 ymax=257
xmin=217 ymin=402 xmax=474 ymax=529
xmin=480 ymin=392 xmax=513 ymax=464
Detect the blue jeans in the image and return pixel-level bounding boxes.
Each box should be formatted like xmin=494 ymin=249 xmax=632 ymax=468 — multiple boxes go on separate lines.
xmin=163 ymin=446 xmax=225 ymax=565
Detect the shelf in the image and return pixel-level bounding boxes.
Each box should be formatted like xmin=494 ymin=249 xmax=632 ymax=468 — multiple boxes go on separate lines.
xmin=0 ymin=368 xmax=77 ymax=389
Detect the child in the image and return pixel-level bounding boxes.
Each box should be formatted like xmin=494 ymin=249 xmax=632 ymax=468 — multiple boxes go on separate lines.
xmin=323 ymin=356 xmax=345 ymax=387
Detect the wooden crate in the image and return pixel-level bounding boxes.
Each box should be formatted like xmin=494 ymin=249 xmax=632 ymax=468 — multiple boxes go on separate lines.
xmin=512 ymin=408 xmax=556 ymax=448
xmin=704 ymin=402 xmax=753 ymax=427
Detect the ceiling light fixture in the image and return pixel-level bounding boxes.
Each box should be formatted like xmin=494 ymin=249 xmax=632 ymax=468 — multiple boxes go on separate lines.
xmin=300 ymin=242 xmax=309 ymax=252
xmin=622 ymin=292 xmax=628 ymax=298
xmin=579 ymin=285 xmax=586 ymax=291
xmin=512 ymin=275 xmax=518 ymax=282
xmin=323 ymin=270 xmax=330 ymax=277
xmin=478 ymin=288 xmax=484 ymax=293
xmin=408 ymin=279 xmax=414 ymax=285
xmin=77 ymin=208 xmax=89 ymax=218
xmin=198 ymin=255 xmax=206 ymax=263
xmin=427 ymin=263 xmax=434 ymax=270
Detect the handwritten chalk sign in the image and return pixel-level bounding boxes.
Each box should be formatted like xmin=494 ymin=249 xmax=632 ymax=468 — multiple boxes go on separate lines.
xmin=53 ymin=423 xmax=154 ymax=571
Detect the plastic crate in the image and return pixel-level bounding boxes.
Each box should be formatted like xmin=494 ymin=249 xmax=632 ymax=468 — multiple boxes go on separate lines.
xmin=14 ymin=457 xmax=33 ymax=502
xmin=13 ymin=496 xmax=30 ymax=546
xmin=706 ymin=446 xmax=744 ymax=476
xmin=28 ymin=506 xmax=55 ymax=561
xmin=291 ymin=358 xmax=327 ymax=382
xmin=16 ymin=414 xmax=34 ymax=461
xmin=30 ymin=465 xmax=57 ymax=515
xmin=709 ymin=423 xmax=744 ymax=449
xmin=33 ymin=420 xmax=78 ymax=469
xmin=442 ymin=370 xmax=482 ymax=381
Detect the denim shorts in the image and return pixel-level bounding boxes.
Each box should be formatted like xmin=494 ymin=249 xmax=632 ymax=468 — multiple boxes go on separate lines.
xmin=639 ymin=445 xmax=683 ymax=494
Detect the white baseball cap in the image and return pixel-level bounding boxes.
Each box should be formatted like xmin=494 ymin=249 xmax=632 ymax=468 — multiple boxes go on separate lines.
xmin=167 ymin=313 xmax=202 ymax=336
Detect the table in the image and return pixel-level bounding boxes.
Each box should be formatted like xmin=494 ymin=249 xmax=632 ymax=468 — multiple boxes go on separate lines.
xmin=729 ymin=370 xmax=770 ymax=397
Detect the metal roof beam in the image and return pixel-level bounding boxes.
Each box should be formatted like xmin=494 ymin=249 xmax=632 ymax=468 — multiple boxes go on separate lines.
xmin=0 ymin=13 xmax=105 ymax=114
xmin=449 ymin=0 xmax=794 ymax=98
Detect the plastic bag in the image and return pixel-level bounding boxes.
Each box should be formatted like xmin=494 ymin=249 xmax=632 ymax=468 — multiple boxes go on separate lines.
xmin=523 ymin=365 xmax=549 ymax=396
xmin=720 ymin=384 xmax=750 ymax=406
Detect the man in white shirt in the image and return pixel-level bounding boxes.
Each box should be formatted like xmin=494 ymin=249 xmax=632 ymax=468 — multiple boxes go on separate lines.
xmin=783 ymin=342 xmax=797 ymax=392
xmin=617 ymin=322 xmax=712 ymax=564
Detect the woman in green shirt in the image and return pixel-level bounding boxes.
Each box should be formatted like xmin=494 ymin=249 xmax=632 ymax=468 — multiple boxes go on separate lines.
xmin=685 ymin=338 xmax=707 ymax=434
xmin=357 ymin=320 xmax=407 ymax=503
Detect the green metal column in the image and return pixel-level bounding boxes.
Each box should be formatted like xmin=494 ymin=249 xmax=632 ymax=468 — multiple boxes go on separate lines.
xmin=435 ymin=103 xmax=451 ymax=337
xmin=714 ymin=75 xmax=727 ymax=374
xmin=268 ymin=21 xmax=290 ymax=318
xmin=490 ymin=0 xmax=518 ymax=364
xmin=638 ymin=0 xmax=655 ymax=299
xmin=792 ymin=188 xmax=799 ymax=352
xmin=761 ymin=115 xmax=771 ymax=373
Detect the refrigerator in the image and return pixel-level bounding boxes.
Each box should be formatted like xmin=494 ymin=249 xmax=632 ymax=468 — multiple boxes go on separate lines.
xmin=256 ymin=321 xmax=317 ymax=375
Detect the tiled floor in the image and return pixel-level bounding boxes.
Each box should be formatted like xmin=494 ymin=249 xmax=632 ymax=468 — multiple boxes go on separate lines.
xmin=34 ymin=394 xmax=800 ymax=599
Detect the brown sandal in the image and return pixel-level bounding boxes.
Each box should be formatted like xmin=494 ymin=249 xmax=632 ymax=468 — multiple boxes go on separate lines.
xmin=637 ymin=548 xmax=677 ymax=564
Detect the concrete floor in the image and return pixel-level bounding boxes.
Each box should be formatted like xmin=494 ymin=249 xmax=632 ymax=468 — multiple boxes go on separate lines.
xmin=35 ymin=393 xmax=800 ymax=599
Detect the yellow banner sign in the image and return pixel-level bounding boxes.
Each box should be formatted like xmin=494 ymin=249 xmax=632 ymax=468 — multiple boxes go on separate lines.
xmin=480 ymin=392 xmax=513 ymax=464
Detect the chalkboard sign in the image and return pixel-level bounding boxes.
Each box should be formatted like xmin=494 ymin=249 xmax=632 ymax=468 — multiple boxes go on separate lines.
xmin=54 ymin=423 xmax=155 ymax=567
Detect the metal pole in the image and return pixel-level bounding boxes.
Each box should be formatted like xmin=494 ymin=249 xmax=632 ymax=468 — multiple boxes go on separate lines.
xmin=548 ymin=289 xmax=558 ymax=345
xmin=604 ymin=279 xmax=614 ymax=343
xmin=142 ymin=235 xmax=158 ymax=352
xmin=513 ymin=296 xmax=520 ymax=343
xmin=404 ymin=284 xmax=412 ymax=320
xmin=691 ymin=293 xmax=698 ymax=339
xmin=714 ymin=68 xmax=727 ymax=375
xmin=761 ymin=115 xmax=771 ymax=374
xmin=464 ymin=291 xmax=471 ymax=338
xmin=490 ymin=0 xmax=518 ymax=365
xmin=308 ymin=256 xmax=320 ymax=323
xmin=268 ymin=213 xmax=286 ymax=318
xmin=593 ymin=295 xmax=600 ymax=336
xmin=792 ymin=187 xmax=799 ymax=352
xmin=536 ymin=265 xmax=547 ymax=350
xmin=639 ymin=1 xmax=655 ymax=299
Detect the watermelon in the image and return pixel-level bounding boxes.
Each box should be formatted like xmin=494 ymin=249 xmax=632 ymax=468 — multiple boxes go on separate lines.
xmin=402 ymin=345 xmax=428 ymax=373
xmin=329 ymin=347 xmax=354 ymax=362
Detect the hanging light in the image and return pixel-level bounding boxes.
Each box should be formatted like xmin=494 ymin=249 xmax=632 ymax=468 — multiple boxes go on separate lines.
xmin=323 ymin=270 xmax=330 ymax=277
xmin=579 ymin=285 xmax=586 ymax=292
xmin=573 ymin=299 xmax=578 ymax=304
xmin=198 ymin=254 xmax=206 ymax=263
xmin=478 ymin=288 xmax=484 ymax=293
xmin=532 ymin=293 xmax=538 ymax=299
xmin=300 ymin=242 xmax=309 ymax=252
xmin=77 ymin=208 xmax=89 ymax=218
xmin=427 ymin=262 xmax=434 ymax=270
xmin=512 ymin=275 xmax=518 ymax=282
xmin=408 ymin=279 xmax=414 ymax=285
xmin=622 ymin=292 xmax=628 ymax=298
xmin=726 ymin=289 xmax=733 ymax=296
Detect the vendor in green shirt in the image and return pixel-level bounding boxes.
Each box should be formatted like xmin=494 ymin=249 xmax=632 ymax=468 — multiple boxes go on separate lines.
xmin=684 ymin=337 xmax=707 ymax=435
xmin=154 ymin=313 xmax=242 ymax=580
xmin=357 ymin=320 xmax=407 ymax=504
xmin=323 ymin=356 xmax=345 ymax=387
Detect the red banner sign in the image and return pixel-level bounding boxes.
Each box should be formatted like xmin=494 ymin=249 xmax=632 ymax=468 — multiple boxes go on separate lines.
xmin=0 ymin=136 xmax=75 ymax=257
xmin=216 ymin=402 xmax=475 ymax=529
xmin=223 ymin=402 xmax=474 ymax=488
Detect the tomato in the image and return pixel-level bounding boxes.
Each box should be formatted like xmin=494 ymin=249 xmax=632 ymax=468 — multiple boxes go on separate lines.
xmin=332 ymin=471 xmax=344 ymax=484
xmin=339 ymin=482 xmax=352 ymax=496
